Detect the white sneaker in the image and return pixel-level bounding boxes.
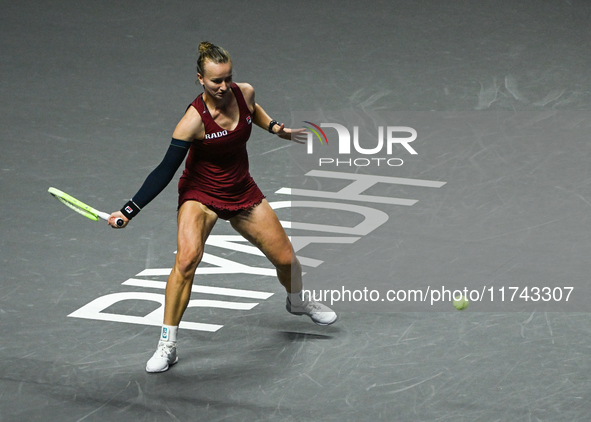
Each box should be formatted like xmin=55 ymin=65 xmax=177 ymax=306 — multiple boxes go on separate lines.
xmin=146 ymin=341 xmax=178 ymax=373
xmin=286 ymin=297 xmax=338 ymax=326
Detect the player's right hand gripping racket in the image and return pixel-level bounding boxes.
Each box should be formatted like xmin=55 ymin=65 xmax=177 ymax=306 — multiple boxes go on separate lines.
xmin=48 ymin=187 xmax=124 ymax=227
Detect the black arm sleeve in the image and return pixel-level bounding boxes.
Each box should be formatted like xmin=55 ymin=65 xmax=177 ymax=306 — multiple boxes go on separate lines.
xmin=125 ymin=138 xmax=191 ymax=213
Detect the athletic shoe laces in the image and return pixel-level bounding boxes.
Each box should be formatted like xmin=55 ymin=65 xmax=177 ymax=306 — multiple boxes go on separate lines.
xmin=155 ymin=342 xmax=175 ymax=357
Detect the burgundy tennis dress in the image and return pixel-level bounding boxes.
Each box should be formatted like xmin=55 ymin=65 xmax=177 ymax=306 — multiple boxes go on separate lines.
xmin=178 ymin=83 xmax=265 ymax=219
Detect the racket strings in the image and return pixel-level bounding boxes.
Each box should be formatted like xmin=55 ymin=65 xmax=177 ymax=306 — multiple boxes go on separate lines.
xmin=53 ymin=195 xmax=99 ymax=221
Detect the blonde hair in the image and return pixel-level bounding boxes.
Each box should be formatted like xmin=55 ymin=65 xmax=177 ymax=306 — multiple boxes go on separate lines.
xmin=196 ymin=41 xmax=231 ymax=76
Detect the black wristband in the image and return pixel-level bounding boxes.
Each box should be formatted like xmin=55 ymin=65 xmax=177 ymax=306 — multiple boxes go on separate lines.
xmin=120 ymin=200 xmax=141 ymax=220
xmin=268 ymin=120 xmax=279 ymax=134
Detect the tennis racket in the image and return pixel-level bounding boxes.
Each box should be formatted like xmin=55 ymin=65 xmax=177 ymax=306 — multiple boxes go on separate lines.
xmin=48 ymin=187 xmax=124 ymax=227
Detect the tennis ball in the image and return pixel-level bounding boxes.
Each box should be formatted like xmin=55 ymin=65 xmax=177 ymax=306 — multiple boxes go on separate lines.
xmin=453 ymin=296 xmax=469 ymax=311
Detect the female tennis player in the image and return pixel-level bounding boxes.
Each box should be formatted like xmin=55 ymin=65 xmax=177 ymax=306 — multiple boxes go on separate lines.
xmin=108 ymin=41 xmax=337 ymax=373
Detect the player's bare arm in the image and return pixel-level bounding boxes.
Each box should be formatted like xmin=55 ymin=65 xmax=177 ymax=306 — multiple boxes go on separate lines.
xmin=237 ymin=82 xmax=306 ymax=143
xmin=173 ymin=104 xmax=205 ymax=141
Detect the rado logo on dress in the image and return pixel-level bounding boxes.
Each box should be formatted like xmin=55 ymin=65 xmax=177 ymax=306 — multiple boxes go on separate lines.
xmin=204 ymin=129 xmax=228 ymax=140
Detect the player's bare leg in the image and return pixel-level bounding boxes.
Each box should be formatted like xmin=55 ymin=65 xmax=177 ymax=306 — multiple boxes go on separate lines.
xmin=230 ymin=199 xmax=337 ymax=325
xmin=164 ymin=201 xmax=218 ymax=325
xmin=230 ymin=199 xmax=300 ymax=291
xmin=146 ymin=201 xmax=218 ymax=373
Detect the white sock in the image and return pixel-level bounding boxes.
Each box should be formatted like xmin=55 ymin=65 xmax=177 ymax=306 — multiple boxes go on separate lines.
xmin=160 ymin=325 xmax=178 ymax=343
xmin=288 ymin=290 xmax=305 ymax=306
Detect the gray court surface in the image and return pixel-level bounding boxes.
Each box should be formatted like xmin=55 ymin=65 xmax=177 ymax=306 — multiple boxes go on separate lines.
xmin=2 ymin=1 xmax=591 ymax=421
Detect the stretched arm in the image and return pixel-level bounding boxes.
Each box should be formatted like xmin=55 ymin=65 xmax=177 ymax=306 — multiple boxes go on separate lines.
xmin=132 ymin=140 xmax=188 ymax=209
xmin=108 ymin=107 xmax=204 ymax=228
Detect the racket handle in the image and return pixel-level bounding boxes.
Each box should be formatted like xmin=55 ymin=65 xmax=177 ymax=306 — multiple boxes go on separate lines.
xmin=97 ymin=211 xmax=126 ymax=228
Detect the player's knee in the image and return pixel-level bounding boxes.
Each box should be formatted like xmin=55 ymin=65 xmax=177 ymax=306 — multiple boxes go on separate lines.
xmin=175 ymin=247 xmax=203 ymax=278
xmin=273 ymin=249 xmax=298 ymax=273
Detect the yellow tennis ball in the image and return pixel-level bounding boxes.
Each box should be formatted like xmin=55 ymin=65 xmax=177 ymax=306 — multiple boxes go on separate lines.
xmin=453 ymin=296 xmax=469 ymax=311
